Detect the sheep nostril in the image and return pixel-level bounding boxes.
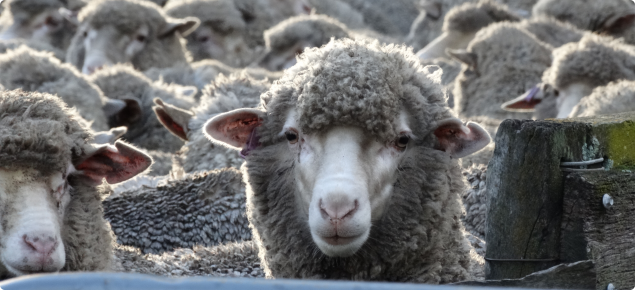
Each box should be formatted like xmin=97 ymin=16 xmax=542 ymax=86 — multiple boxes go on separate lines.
xmin=23 ymin=234 xmax=58 ymax=256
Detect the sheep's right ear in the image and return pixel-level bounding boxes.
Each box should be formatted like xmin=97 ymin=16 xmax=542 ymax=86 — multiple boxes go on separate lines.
xmin=153 ymin=98 xmax=194 ymax=141
xmin=75 ymin=141 xmax=152 ymax=185
xmin=433 ymin=118 xmax=491 ymax=158
xmin=602 ymin=12 xmax=635 ymax=34
xmin=204 ymin=108 xmax=265 ymax=149
xmin=161 ymin=17 xmax=200 ymax=38
xmin=501 ymin=85 xmax=541 ymax=112
xmin=103 ymin=98 xmax=143 ymax=128
xmin=447 ymin=49 xmax=477 ymax=69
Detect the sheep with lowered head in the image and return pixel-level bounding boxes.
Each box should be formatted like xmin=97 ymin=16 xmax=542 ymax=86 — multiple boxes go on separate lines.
xmin=66 ymin=0 xmax=199 ymax=75
xmin=205 ymin=38 xmax=490 ymax=282
xmin=0 ymin=46 xmax=110 ymax=131
xmin=0 ymin=90 xmax=151 ymax=278
xmin=503 ymin=34 xmax=635 ymax=119
xmin=569 ymin=80 xmax=635 ymax=118
xmin=154 ymin=72 xmax=269 ymax=174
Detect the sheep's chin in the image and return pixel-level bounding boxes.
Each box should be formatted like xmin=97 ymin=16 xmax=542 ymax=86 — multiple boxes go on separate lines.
xmin=310 ymin=229 xmax=370 ymax=257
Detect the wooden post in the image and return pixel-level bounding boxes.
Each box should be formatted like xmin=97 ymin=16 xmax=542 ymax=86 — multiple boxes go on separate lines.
xmin=485 ymin=113 xmax=635 ymax=280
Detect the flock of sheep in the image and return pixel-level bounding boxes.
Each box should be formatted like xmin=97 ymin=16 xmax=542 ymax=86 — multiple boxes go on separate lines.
xmin=0 ymin=0 xmax=633 ymax=284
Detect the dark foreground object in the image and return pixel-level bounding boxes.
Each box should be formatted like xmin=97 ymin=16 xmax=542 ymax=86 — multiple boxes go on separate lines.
xmin=0 ymin=272 xmax=565 ymax=290
xmin=486 ymin=112 xmax=635 ymax=289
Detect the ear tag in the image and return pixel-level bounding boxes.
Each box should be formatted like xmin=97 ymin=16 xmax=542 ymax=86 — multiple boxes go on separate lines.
xmin=240 ymin=129 xmax=261 ymax=158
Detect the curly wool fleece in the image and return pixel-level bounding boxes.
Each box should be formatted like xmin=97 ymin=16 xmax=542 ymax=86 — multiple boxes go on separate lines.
xmin=259 ymin=38 xmax=450 ymax=145
xmin=0 ymin=90 xmax=90 ymax=175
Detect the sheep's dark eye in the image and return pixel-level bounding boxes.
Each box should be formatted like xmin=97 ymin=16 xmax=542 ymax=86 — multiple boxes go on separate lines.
xmin=395 ymin=135 xmax=410 ymax=150
xmin=554 ymin=89 xmax=559 ymax=97
xmin=83 ymin=31 xmax=88 ymax=37
xmin=136 ymin=35 xmax=147 ymax=42
xmin=285 ymin=131 xmax=298 ymax=144
xmin=199 ymin=36 xmax=209 ymax=42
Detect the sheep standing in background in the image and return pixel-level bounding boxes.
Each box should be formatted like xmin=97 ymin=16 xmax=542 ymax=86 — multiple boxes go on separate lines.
xmin=89 ymin=65 xmax=197 ymax=153
xmin=0 ymin=46 xmax=110 ymax=131
xmin=533 ymin=0 xmax=635 ymax=44
xmin=0 ymin=0 xmax=81 ymax=51
xmin=0 ymin=90 xmax=151 ymax=278
xmin=416 ymin=0 xmax=521 ymax=60
xmin=504 ymin=34 xmax=635 ymax=119
xmin=569 ymin=80 xmax=635 ymax=118
xmin=338 ymin=0 xmax=410 ymax=36
xmin=0 ymin=38 xmax=65 ymax=60
xmin=154 ymin=73 xmax=269 ymax=174
xmin=66 ymin=0 xmax=199 ymax=75
xmin=164 ymin=0 xmax=259 ymax=67
xmin=450 ymin=22 xmax=550 ymax=120
xmin=205 ymin=38 xmax=490 ymax=282
xmin=104 ymin=168 xmax=251 ymax=254
xmin=406 ymin=0 xmax=470 ymax=52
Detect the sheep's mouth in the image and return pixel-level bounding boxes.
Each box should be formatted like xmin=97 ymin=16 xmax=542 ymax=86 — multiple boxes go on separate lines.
xmin=321 ymin=234 xmax=362 ymax=246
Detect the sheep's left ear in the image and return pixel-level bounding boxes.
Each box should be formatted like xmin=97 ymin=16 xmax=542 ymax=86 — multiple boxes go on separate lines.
xmin=161 ymin=17 xmax=200 ymax=37
xmin=204 ymin=108 xmax=265 ymax=150
xmin=74 ymin=141 xmax=152 ymax=185
xmin=434 ymin=118 xmax=491 ymax=158
xmin=602 ymin=13 xmax=635 ymax=34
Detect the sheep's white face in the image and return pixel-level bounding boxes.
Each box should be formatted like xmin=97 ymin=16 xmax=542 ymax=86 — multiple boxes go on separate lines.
xmin=555 ymin=82 xmax=593 ymax=118
xmin=80 ymin=24 xmax=149 ymax=74
xmin=258 ymin=41 xmax=308 ymax=71
xmin=0 ymin=165 xmax=73 ymax=276
xmin=416 ymin=31 xmax=477 ymax=60
xmin=0 ymin=9 xmax=65 ymax=42
xmin=281 ymin=110 xmax=412 ymax=257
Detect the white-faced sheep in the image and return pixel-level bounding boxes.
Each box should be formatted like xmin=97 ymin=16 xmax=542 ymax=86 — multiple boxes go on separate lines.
xmin=416 ymin=0 xmax=521 ymax=60
xmin=503 ymin=34 xmax=635 ymax=119
xmin=449 ymin=22 xmax=551 ymax=120
xmin=104 ymin=168 xmax=251 ymax=254
xmin=154 ymin=72 xmax=269 ymax=174
xmin=205 ymin=38 xmax=491 ymax=282
xmin=164 ymin=0 xmax=259 ymax=67
xmin=89 ymin=64 xmax=197 ymax=153
xmin=0 ymin=46 xmax=110 ymax=131
xmin=66 ymin=0 xmax=199 ymax=75
xmin=569 ymin=80 xmax=635 ymax=118
xmin=0 ymin=90 xmax=151 ymax=278
xmin=532 ymin=0 xmax=635 ymax=44
xmin=0 ymin=0 xmax=80 ymax=51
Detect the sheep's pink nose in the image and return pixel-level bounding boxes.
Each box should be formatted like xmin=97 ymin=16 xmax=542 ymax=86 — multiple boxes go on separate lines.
xmin=319 ymin=198 xmax=359 ymax=224
xmin=23 ymin=233 xmax=58 ymax=258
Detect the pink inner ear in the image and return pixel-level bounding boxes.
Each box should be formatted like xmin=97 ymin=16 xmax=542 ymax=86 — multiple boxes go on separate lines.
xmin=218 ymin=113 xmax=262 ymax=147
xmin=434 ymin=124 xmax=467 ymax=154
xmin=76 ymin=143 xmax=151 ymax=185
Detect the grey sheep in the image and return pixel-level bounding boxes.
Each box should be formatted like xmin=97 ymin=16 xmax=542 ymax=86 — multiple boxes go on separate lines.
xmin=0 ymin=46 xmax=109 ymax=131
xmin=450 ymin=22 xmax=551 ymax=119
xmin=0 ymin=0 xmax=80 ymax=52
xmin=89 ymin=64 xmax=196 ymax=153
xmin=533 ymin=0 xmax=635 ymax=44
xmin=103 ymin=168 xmax=251 ymax=254
xmin=0 ymin=38 xmax=65 ymax=60
xmin=416 ymin=0 xmax=521 ymax=60
xmin=205 ymin=38 xmax=491 ymax=282
xmin=155 ymin=72 xmax=269 ymax=174
xmin=66 ymin=0 xmax=199 ymax=75
xmin=339 ymin=0 xmax=411 ymax=36
xmin=164 ymin=0 xmax=259 ymax=67
xmin=506 ymin=34 xmax=635 ymax=119
xmin=569 ymin=80 xmax=635 ymax=118
xmin=0 ymin=90 xmax=151 ymax=278
xmin=406 ymin=0 xmax=471 ymax=52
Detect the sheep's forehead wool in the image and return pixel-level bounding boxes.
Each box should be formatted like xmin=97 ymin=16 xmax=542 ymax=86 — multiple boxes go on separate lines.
xmin=0 ymin=90 xmax=90 ymax=175
xmin=263 ymin=39 xmax=449 ymax=143
xmin=546 ymin=34 xmax=635 ymax=89
xmin=7 ymin=0 xmax=64 ymax=21
xmin=443 ymin=0 xmax=520 ymax=34
xmin=80 ymin=0 xmax=167 ymax=34
xmin=265 ymin=15 xmax=350 ymax=51
xmin=165 ymin=0 xmax=245 ymax=30
xmin=469 ymin=23 xmax=552 ymax=67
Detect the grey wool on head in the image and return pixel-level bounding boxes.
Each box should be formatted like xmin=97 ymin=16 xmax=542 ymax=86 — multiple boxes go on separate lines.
xmin=0 ymin=46 xmax=109 ymax=131
xmin=442 ymin=0 xmax=521 ymax=35
xmin=0 ymin=90 xmax=115 ymax=276
xmin=569 ymin=80 xmax=635 ymax=118
xmin=451 ymin=22 xmax=550 ymax=119
xmin=89 ymin=64 xmax=196 ymax=152
xmin=104 ymin=168 xmax=251 ymax=254
xmin=160 ymin=73 xmax=269 ymax=174
xmin=66 ymin=0 xmax=198 ymax=73
xmin=0 ymin=39 xmax=65 ymax=61
xmin=240 ymin=38 xmax=475 ymax=282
